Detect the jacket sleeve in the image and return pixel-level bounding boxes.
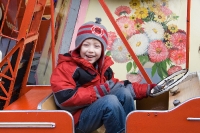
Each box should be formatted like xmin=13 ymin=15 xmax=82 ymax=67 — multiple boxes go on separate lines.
xmin=50 ymin=62 xmax=97 ymax=112
xmin=131 ymin=82 xmax=149 ymax=99
xmin=124 ymin=80 xmax=152 ymax=100
xmin=103 ymin=66 xmax=152 ymax=100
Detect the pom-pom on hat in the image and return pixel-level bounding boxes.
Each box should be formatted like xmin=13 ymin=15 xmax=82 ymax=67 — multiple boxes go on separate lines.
xmin=75 ymin=18 xmax=108 ymax=52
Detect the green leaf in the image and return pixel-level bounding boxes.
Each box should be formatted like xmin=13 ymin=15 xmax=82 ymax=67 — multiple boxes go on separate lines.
xmin=161 ymin=67 xmax=168 ymax=78
xmin=157 ymin=66 xmax=164 ymax=80
xmin=132 ymin=61 xmax=137 ymax=71
xmin=172 ymin=16 xmax=179 ymax=20
xmin=105 ymin=51 xmax=111 ymax=56
xmin=166 ymin=58 xmax=172 ymax=67
xmin=162 ymin=24 xmax=168 ymax=31
xmin=138 ymin=55 xmax=149 ymax=66
xmin=151 ymin=63 xmax=157 ymax=77
xmin=161 ymin=60 xmax=167 ymax=71
xmin=161 ymin=61 xmax=168 ymax=78
xmin=126 ymin=62 xmax=132 ymax=73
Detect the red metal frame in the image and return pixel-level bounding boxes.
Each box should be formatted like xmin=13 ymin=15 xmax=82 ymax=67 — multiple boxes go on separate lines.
xmin=50 ymin=0 xmax=55 ymax=71
xmin=0 ymin=0 xmax=48 ymax=108
xmin=186 ymin=0 xmax=191 ymax=69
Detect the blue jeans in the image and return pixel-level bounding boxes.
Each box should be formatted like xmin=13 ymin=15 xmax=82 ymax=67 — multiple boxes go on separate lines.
xmin=75 ymin=86 xmax=135 ymax=133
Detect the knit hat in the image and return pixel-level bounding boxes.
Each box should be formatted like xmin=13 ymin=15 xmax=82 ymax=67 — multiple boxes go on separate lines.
xmin=75 ymin=18 xmax=108 ymax=52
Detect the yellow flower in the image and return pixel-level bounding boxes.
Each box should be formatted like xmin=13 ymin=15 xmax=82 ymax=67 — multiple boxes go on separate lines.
xmin=168 ymin=24 xmax=178 ymax=33
xmin=127 ymin=54 xmax=132 ymax=60
xmin=129 ymin=0 xmax=140 ymax=9
xmin=165 ymin=41 xmax=173 ymax=49
xmin=142 ymin=0 xmax=154 ymax=4
xmin=154 ymin=11 xmax=166 ymax=23
xmin=129 ymin=14 xmax=136 ymax=20
xmin=164 ymin=33 xmax=171 ymax=40
xmin=148 ymin=3 xmax=160 ymax=12
xmin=135 ymin=23 xmax=142 ymax=30
xmin=134 ymin=7 xmax=148 ymax=19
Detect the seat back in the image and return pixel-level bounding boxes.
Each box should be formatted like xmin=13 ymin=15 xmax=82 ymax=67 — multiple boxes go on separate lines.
xmin=38 ymin=93 xmax=106 ymax=133
xmin=37 ymin=93 xmax=57 ymax=110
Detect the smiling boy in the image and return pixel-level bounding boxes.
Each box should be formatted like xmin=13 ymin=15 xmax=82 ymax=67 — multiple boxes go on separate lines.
xmin=50 ymin=18 xmax=160 ymax=133
xmin=80 ymin=38 xmax=102 ymax=64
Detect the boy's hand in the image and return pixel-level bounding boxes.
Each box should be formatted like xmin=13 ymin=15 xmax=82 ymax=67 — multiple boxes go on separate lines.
xmin=93 ymin=81 xmax=110 ymax=98
xmin=148 ymin=84 xmax=163 ymax=97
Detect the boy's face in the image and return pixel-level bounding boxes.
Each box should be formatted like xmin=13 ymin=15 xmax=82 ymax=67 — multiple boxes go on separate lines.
xmin=80 ymin=38 xmax=102 ymax=64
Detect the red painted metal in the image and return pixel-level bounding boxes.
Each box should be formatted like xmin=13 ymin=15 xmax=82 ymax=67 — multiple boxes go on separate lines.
xmin=50 ymin=0 xmax=55 ymax=71
xmin=98 ymin=0 xmax=152 ymax=84
xmin=0 ymin=110 xmax=74 ymax=133
xmin=0 ymin=0 xmax=11 ymax=34
xmin=186 ymin=0 xmax=191 ymax=69
xmin=126 ymin=97 xmax=200 ymax=133
xmin=0 ymin=0 xmax=48 ymax=108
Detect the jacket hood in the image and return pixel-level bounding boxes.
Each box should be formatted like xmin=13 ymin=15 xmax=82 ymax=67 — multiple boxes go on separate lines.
xmin=57 ymin=53 xmax=72 ymax=65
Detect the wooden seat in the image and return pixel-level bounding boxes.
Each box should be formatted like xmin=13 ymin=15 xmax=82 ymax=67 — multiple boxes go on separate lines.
xmin=37 ymin=93 xmax=57 ymax=110
xmin=38 ymin=93 xmax=106 ymax=133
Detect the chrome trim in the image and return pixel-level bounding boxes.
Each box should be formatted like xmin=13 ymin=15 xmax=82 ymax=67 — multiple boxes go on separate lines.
xmin=0 ymin=122 xmax=55 ymax=128
xmin=37 ymin=93 xmax=53 ymax=110
xmin=187 ymin=117 xmax=200 ymax=121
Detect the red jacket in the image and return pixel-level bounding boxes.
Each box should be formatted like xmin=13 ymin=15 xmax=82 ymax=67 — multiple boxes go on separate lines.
xmin=50 ymin=52 xmax=150 ymax=125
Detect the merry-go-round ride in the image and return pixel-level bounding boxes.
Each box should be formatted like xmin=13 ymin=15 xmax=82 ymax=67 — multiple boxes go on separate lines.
xmin=0 ymin=0 xmax=199 ymax=133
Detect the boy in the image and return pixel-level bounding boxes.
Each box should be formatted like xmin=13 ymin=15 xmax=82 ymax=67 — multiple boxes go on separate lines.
xmin=50 ymin=18 xmax=160 ymax=133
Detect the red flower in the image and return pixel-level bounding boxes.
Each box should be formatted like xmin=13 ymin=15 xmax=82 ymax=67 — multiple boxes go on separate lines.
xmin=134 ymin=18 xmax=144 ymax=24
xmin=126 ymin=73 xmax=143 ymax=83
xmin=116 ymin=16 xmax=136 ymax=37
xmin=115 ymin=6 xmax=131 ymax=16
xmin=169 ymin=49 xmax=186 ymax=65
xmin=161 ymin=6 xmax=172 ymax=16
xmin=167 ymin=66 xmax=182 ymax=75
xmin=170 ymin=32 xmax=186 ymax=49
xmin=107 ymin=31 xmax=117 ymax=50
xmin=148 ymin=40 xmax=169 ymax=63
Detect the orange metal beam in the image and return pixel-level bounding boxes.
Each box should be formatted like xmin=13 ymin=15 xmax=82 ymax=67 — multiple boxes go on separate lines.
xmin=17 ymin=0 xmax=37 ymax=40
xmin=98 ymin=0 xmax=152 ymax=83
xmin=0 ymin=0 xmax=11 ymax=34
xmin=0 ymin=0 xmax=48 ymax=108
xmin=50 ymin=0 xmax=56 ymax=71
xmin=186 ymin=0 xmax=191 ymax=69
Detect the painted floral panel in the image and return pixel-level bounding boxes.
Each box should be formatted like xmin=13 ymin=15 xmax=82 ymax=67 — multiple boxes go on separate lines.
xmin=106 ymin=0 xmax=186 ymax=82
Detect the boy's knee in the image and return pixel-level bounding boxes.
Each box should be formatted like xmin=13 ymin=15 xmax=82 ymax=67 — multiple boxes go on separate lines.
xmin=117 ymin=88 xmax=132 ymax=98
xmin=102 ymin=95 xmax=122 ymax=110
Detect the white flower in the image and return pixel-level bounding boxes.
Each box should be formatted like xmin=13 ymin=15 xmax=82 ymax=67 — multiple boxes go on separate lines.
xmin=128 ymin=33 xmax=149 ymax=55
xmin=111 ymin=38 xmax=131 ymax=63
xmin=143 ymin=21 xmax=164 ymax=41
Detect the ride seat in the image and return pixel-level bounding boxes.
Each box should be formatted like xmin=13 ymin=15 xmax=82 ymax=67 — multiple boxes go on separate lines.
xmin=37 ymin=93 xmax=105 ymax=133
xmin=37 ymin=93 xmax=57 ymax=110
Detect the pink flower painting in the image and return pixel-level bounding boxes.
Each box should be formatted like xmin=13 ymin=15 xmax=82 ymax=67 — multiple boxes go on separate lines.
xmin=169 ymin=32 xmax=186 ymax=49
xmin=167 ymin=66 xmax=182 ymax=75
xmin=106 ymin=0 xmax=186 ymax=80
xmin=107 ymin=31 xmax=117 ymax=50
xmin=126 ymin=73 xmax=143 ymax=83
xmin=169 ymin=49 xmax=186 ymax=65
xmin=116 ymin=16 xmax=136 ymax=38
xmin=115 ymin=6 xmax=131 ymax=17
xmin=148 ymin=40 xmax=169 ymax=63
